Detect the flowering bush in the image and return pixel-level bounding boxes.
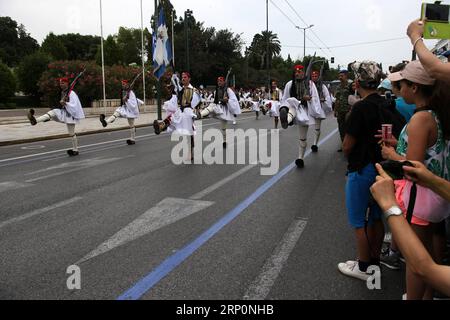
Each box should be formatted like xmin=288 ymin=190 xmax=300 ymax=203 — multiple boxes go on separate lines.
xmin=38 ymin=60 xmax=161 ymax=108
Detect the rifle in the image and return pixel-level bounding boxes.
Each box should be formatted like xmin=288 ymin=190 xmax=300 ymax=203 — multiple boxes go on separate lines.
xmin=60 ymin=67 xmax=86 ymax=107
xmin=224 ymin=68 xmax=232 ymax=101
xmin=170 ymin=73 xmax=182 ymax=95
xmin=318 ymin=61 xmax=325 ymax=100
xmin=305 ymin=52 xmax=316 ymax=91
xmin=216 ymin=68 xmax=232 ymax=105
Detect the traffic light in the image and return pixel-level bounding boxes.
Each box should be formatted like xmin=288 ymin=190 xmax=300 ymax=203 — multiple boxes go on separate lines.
xmin=330 ymin=57 xmax=335 ymax=63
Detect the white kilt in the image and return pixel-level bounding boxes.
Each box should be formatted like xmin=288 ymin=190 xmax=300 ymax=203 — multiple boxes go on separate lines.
xmin=267 ymin=100 xmax=280 ymax=117
xmin=51 ymin=108 xmax=80 ymax=124
xmin=114 ymin=91 xmax=140 ymax=118
xmin=211 ymin=103 xmax=237 ymax=121
xmin=251 ymin=101 xmax=260 ymax=112
xmin=167 ymin=107 xmax=196 ymax=136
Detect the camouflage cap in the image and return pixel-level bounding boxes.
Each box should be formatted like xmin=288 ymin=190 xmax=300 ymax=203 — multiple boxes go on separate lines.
xmin=350 ymin=61 xmax=382 ymax=88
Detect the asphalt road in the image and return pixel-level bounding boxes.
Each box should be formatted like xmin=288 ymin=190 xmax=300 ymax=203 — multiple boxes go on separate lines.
xmin=0 ymin=114 xmax=404 ymax=300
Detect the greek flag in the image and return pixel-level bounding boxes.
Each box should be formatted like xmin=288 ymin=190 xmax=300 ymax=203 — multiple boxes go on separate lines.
xmin=152 ymin=7 xmax=172 ymax=80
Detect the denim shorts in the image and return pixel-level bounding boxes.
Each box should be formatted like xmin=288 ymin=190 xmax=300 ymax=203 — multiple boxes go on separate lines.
xmin=346 ymin=163 xmax=382 ymax=228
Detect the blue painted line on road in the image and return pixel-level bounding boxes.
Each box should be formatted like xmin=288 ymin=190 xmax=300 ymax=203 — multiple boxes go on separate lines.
xmin=117 ymin=128 xmax=338 ymax=300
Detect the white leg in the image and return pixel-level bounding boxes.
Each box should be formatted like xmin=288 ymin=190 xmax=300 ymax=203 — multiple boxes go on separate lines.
xmin=298 ymin=125 xmax=308 ymax=160
xmin=127 ymin=118 xmax=136 ymax=141
xmin=107 ymin=111 xmax=121 ymax=123
xmin=288 ymin=106 xmax=297 ymax=124
xmin=36 ymin=110 xmax=57 ymax=123
xmin=200 ymin=104 xmax=214 ymax=118
xmin=67 ymin=123 xmax=78 ymax=151
xmin=313 ymin=118 xmax=321 ymax=146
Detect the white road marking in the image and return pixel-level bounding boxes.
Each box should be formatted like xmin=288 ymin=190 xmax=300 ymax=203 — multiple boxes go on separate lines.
xmin=0 ymin=196 xmax=82 ymax=230
xmin=21 ymin=145 xmax=45 ymax=150
xmin=243 ymin=218 xmax=308 ymax=300
xmin=0 ymin=181 xmax=32 ymax=193
xmin=0 ymin=116 xmax=255 ymax=164
xmin=76 ymin=197 xmax=214 ymax=264
xmin=25 ymin=156 xmax=132 ymax=182
xmin=189 ymin=164 xmax=256 ymax=200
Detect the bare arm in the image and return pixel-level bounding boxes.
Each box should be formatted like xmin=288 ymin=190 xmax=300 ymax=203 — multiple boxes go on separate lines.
xmin=342 ymin=134 xmax=356 ymax=157
xmin=403 ymin=160 xmax=450 ymax=202
xmin=370 ymin=164 xmax=450 ymax=296
xmin=404 ymin=112 xmax=433 ymax=163
xmin=407 ymin=19 xmax=450 ymax=84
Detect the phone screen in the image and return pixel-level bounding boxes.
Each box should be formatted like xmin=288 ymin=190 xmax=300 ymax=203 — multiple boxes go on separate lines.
xmin=425 ymin=4 xmax=450 ymax=22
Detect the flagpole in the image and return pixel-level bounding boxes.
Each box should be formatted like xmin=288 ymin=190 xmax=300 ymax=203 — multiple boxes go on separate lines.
xmin=171 ymin=8 xmax=175 ymax=68
xmin=140 ymin=0 xmax=146 ymax=113
xmin=99 ymin=0 xmax=106 ymax=115
xmin=154 ymin=0 xmax=162 ymax=120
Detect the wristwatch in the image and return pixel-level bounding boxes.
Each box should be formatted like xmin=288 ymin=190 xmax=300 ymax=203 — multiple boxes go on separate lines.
xmin=384 ymin=205 xmax=403 ymax=220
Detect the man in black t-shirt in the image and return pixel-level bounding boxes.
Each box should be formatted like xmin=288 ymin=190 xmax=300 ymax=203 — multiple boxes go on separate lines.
xmin=338 ymin=61 xmax=386 ymax=282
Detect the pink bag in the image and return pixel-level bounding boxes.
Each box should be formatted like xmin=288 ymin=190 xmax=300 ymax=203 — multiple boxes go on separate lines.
xmin=395 ymin=179 xmax=450 ymax=223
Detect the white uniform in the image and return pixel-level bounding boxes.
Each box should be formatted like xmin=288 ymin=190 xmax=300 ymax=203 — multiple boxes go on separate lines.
xmin=280 ymin=79 xmax=321 ymax=166
xmin=115 ymin=90 xmax=140 ymax=118
xmin=52 ymin=91 xmax=85 ymax=124
xmin=281 ymin=80 xmax=321 ymax=126
xmin=30 ymin=89 xmax=85 ymax=154
xmin=167 ymin=84 xmax=201 ymax=136
xmin=207 ymin=87 xmax=241 ymax=122
xmin=102 ymin=89 xmax=143 ymax=144
xmin=265 ymin=88 xmax=283 ymax=117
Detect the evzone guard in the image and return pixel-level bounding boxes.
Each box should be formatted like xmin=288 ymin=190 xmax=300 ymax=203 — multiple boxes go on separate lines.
xmin=27 ymin=75 xmax=85 ymax=156
xmin=310 ymin=69 xmax=333 ymax=151
xmin=153 ymin=71 xmax=201 ymax=160
xmin=248 ymin=89 xmax=262 ymax=120
xmin=99 ymin=77 xmax=143 ymax=145
xmin=195 ymin=73 xmax=240 ymax=148
xmin=262 ymin=80 xmax=283 ymax=129
xmin=278 ymin=64 xmax=322 ymax=168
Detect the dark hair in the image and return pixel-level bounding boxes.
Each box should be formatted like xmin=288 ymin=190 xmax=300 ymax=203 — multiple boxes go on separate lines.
xmin=429 ymin=80 xmax=450 ymax=140
xmin=391 ymin=62 xmax=407 ymax=73
xmin=358 ymin=79 xmax=379 ymax=90
xmin=401 ymin=79 xmax=434 ymax=98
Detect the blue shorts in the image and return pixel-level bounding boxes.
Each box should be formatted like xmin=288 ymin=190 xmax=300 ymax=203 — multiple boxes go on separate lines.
xmin=346 ymin=163 xmax=382 ymax=228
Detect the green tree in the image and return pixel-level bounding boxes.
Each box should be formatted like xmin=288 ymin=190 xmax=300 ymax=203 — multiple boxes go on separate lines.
xmin=0 ymin=17 xmax=39 ymax=66
xmin=16 ymin=51 xmax=51 ymax=97
xmin=58 ymin=33 xmax=100 ymax=61
xmin=41 ymin=32 xmax=68 ymax=60
xmin=0 ymin=61 xmax=16 ymax=102
xmin=248 ymin=31 xmax=281 ymax=70
xmin=17 ymin=23 xmax=39 ymax=58
xmin=96 ymin=35 xmax=122 ymax=66
xmin=172 ymin=14 xmax=243 ymax=86
xmin=117 ymin=27 xmax=141 ymax=65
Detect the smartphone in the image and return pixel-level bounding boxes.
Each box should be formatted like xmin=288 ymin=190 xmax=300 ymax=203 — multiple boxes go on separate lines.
xmin=421 ymin=3 xmax=450 ymax=39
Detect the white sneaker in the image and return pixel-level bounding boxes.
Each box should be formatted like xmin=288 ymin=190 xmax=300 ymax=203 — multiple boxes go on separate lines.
xmin=383 ymin=232 xmax=392 ymax=244
xmin=338 ymin=260 xmax=371 ymax=281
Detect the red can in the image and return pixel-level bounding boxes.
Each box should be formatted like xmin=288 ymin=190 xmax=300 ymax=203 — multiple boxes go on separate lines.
xmin=381 ymin=124 xmax=393 ymax=140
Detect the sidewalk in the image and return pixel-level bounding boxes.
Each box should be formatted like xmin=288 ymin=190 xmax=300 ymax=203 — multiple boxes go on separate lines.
xmin=0 ymin=107 xmax=253 ymax=146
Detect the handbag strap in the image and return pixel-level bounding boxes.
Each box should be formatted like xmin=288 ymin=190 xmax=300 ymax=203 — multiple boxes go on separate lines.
xmin=406 ymin=182 xmax=417 ymax=224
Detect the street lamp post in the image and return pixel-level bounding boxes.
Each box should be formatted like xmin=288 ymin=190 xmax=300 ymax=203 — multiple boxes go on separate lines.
xmin=266 ymin=0 xmax=270 ymax=92
xmin=184 ymin=9 xmax=193 ymax=72
xmin=296 ymin=24 xmax=314 ymax=60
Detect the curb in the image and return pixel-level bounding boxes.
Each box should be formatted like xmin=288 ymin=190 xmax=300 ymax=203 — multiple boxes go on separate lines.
xmin=0 ymin=123 xmax=152 ymax=147
xmin=0 ymin=110 xmax=253 ymax=147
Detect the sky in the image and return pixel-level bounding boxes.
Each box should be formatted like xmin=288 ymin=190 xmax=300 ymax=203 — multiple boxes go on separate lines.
xmin=0 ymin=0 xmax=443 ymax=72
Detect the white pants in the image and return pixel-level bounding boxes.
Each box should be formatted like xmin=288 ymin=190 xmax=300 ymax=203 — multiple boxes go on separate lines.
xmin=107 ymin=112 xmax=136 ymax=140
xmin=36 ymin=110 xmax=78 ymax=151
